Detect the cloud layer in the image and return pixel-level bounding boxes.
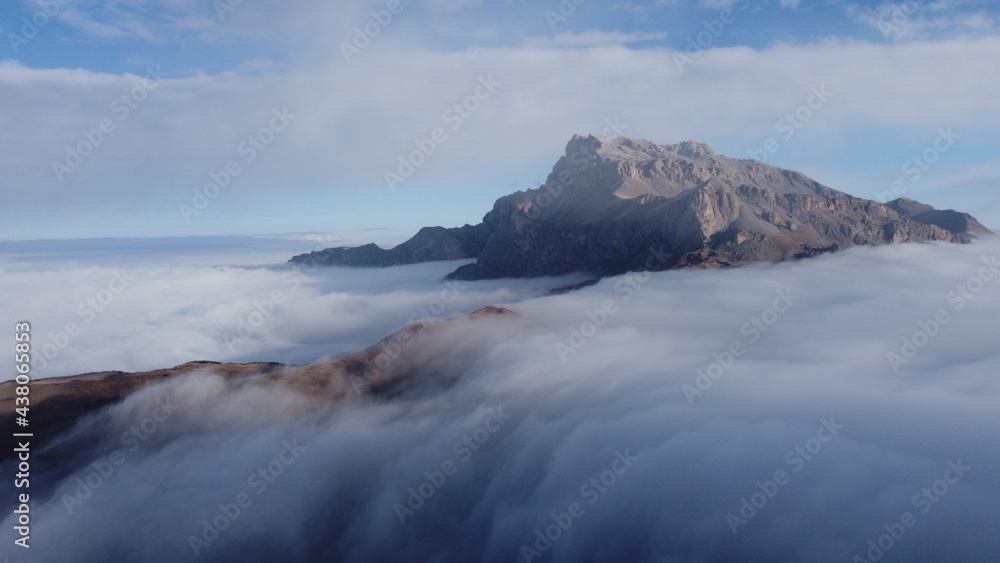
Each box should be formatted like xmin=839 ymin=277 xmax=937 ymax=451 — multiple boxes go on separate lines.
xmin=0 ymin=237 xmax=590 ymax=378
xmin=2 ymin=238 xmax=999 ymax=561
xmin=4 ymin=32 xmax=1000 ymax=238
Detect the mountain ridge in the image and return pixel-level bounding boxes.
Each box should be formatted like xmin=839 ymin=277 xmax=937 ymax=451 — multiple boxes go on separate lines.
xmin=0 ymin=306 xmax=516 ymax=477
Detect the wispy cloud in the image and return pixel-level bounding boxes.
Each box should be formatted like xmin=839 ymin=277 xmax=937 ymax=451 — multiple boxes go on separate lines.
xmin=847 ymin=1 xmax=997 ymax=41
xmin=522 ymin=29 xmax=667 ymax=48
xmin=3 ymin=34 xmax=1000 ymax=238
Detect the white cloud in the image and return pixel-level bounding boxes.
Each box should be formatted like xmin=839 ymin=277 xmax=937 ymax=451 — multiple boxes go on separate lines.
xmin=848 ymin=1 xmax=997 ymax=41
xmin=0 ymin=241 xmax=590 ymax=378
xmin=2 ymin=238 xmax=1000 ymax=560
xmin=0 ymin=0 xmax=1000 ymax=238
xmin=4 ymin=18 xmax=1000 ymax=237
xmin=612 ymin=0 xmax=682 ymax=19
xmin=522 ymin=30 xmax=667 ymax=48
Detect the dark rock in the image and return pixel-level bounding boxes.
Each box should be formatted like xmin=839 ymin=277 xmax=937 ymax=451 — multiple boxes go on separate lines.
xmin=290 ymin=224 xmax=489 ymax=267
xmin=548 ymin=278 xmax=601 ymax=295
xmin=885 ymin=197 xmax=994 ymax=237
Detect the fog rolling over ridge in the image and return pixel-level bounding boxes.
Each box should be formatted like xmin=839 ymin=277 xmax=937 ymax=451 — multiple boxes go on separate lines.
xmin=0 ymin=240 xmax=588 ymax=379
xmin=2 ymin=239 xmax=999 ymax=562
xmin=5 ymin=0 xmax=1000 ymax=560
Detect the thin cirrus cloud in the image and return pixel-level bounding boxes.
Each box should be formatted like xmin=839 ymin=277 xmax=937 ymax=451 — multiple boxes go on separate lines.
xmin=847 ymin=0 xmax=996 ymax=41
xmin=521 ymin=30 xmax=668 ymax=48
xmin=1 ymin=238 xmax=998 ymax=561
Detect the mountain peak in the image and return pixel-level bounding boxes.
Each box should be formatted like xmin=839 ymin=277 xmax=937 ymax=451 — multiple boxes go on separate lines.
xmin=567 ymin=134 xmax=717 ymax=163
xmin=671 ymin=139 xmax=716 ymax=159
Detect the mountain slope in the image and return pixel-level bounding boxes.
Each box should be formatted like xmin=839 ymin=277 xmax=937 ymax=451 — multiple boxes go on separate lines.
xmin=885 ymin=197 xmax=994 ymax=237
xmin=0 ymin=307 xmax=515 ymax=460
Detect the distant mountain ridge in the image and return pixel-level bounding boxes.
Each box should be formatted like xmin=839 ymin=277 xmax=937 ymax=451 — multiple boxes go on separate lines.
xmin=290 ymin=135 xmax=993 ymax=279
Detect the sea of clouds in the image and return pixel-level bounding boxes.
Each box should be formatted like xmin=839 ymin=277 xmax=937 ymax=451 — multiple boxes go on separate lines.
xmin=1 ymin=237 xmax=999 ymax=562
xmin=0 ymin=235 xmax=589 ymax=379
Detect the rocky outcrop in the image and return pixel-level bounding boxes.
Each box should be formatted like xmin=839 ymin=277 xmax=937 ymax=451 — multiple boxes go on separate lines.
xmin=291 ymin=224 xmax=489 ymax=267
xmin=291 ymin=135 xmax=993 ymax=279
xmin=885 ymin=197 xmax=994 ymax=237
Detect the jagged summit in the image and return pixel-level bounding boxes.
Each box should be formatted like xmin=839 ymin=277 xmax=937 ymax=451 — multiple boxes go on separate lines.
xmin=291 ymin=135 xmax=993 ymax=280
xmin=574 ymin=134 xmax=717 ymax=161
xmin=534 ymin=134 xmax=841 ymax=207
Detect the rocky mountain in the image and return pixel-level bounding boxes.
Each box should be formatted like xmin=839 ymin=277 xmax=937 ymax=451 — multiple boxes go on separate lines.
xmin=298 ymin=225 xmax=489 ymax=267
xmin=291 ymin=135 xmax=993 ymax=279
xmin=884 ymin=197 xmax=994 ymax=237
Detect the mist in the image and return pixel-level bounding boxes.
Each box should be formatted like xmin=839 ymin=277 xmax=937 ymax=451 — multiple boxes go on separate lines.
xmin=0 ymin=236 xmax=589 ymax=379
xmin=2 ymin=238 xmax=999 ymax=562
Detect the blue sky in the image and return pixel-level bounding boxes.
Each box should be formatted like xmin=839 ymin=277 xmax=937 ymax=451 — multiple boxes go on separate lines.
xmin=2 ymin=0 xmax=999 ymax=242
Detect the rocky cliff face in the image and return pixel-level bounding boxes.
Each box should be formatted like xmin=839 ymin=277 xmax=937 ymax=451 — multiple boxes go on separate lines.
xmin=290 ymin=135 xmax=993 ymax=279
